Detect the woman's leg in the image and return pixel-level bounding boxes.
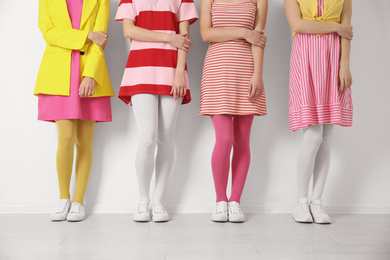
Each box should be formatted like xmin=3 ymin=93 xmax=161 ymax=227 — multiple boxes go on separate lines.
xmin=132 ymin=94 xmax=159 ymax=203
xmin=55 ymin=119 xmax=77 ymax=200
xmin=296 ymin=125 xmax=324 ymax=199
xmin=312 ymin=124 xmax=334 ymax=200
xmin=229 ymin=115 xmax=254 ymax=203
xmin=211 ymin=114 xmax=234 ymax=202
xmin=73 ymin=120 xmax=95 ymax=205
xmin=153 ymin=96 xmax=182 ymax=203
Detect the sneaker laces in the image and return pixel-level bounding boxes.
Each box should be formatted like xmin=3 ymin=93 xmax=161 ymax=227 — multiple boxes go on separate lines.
xmin=311 ymin=203 xmax=325 ymax=213
xmin=70 ymin=203 xmax=82 ymax=214
xmin=56 ymin=200 xmax=69 ymax=213
xmin=138 ymin=202 xmax=149 ymax=214
xmin=229 ymin=203 xmax=242 ymax=215
xmin=300 ymin=203 xmax=310 ymax=211
xmin=215 ymin=202 xmax=227 ymax=213
xmin=153 ymin=203 xmax=166 ymax=214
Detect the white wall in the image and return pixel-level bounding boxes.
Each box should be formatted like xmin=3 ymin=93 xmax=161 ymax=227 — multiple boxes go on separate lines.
xmin=0 ymin=0 xmax=389 ymax=214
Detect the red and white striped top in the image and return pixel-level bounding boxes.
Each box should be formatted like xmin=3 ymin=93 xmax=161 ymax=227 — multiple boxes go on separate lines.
xmin=288 ymin=0 xmax=353 ymax=132
xmin=200 ymin=1 xmax=267 ymax=116
xmin=115 ymin=0 xmax=198 ymax=105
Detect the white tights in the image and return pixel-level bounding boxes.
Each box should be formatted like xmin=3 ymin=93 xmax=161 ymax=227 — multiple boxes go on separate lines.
xmin=131 ymin=94 xmax=182 ymax=203
xmin=297 ymin=124 xmax=335 ymax=200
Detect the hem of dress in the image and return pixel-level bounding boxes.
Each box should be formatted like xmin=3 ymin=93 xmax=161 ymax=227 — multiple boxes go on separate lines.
xmin=199 ymin=111 xmax=267 ymax=117
xmin=38 ymin=116 xmax=112 ymax=123
xmin=118 ymin=88 xmax=191 ymax=106
xmin=289 ymin=104 xmax=353 ymax=132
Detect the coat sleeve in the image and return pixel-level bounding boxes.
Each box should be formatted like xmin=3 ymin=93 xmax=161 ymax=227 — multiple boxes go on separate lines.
xmin=38 ymin=0 xmax=89 ymax=50
xmin=82 ymin=0 xmax=110 ymax=86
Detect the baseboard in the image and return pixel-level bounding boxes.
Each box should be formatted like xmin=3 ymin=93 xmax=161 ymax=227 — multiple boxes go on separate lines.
xmin=0 ymin=203 xmax=389 ymax=214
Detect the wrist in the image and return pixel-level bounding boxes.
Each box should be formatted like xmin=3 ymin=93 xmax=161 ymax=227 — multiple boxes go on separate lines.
xmin=334 ymin=24 xmax=341 ymax=34
xmin=175 ymin=68 xmax=185 ymax=74
xmin=242 ymin=29 xmax=250 ymax=40
xmin=166 ymin=34 xmax=172 ymax=44
xmin=253 ymin=69 xmax=263 ymax=77
xmin=87 ymin=31 xmax=93 ymax=40
xmin=340 ymin=60 xmax=350 ymax=67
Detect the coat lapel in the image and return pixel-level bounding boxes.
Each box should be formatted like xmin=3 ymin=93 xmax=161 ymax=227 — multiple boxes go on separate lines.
xmin=58 ymin=0 xmax=72 ymax=28
xmin=80 ymin=0 xmax=98 ymax=28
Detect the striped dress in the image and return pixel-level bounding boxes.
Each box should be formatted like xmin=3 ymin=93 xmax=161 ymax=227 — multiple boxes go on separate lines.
xmin=288 ymin=0 xmax=353 ymax=132
xmin=200 ymin=1 xmax=267 ymax=116
xmin=115 ymin=0 xmax=198 ymax=105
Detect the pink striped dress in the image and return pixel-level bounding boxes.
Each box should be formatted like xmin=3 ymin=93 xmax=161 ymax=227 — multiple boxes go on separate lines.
xmin=115 ymin=0 xmax=198 ymax=106
xmin=200 ymin=1 xmax=267 ymax=116
xmin=288 ymin=0 xmax=353 ymax=132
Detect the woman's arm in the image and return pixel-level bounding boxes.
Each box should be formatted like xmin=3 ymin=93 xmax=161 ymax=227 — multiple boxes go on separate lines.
xmin=171 ymin=21 xmax=191 ymax=101
xmin=200 ymin=0 xmax=266 ymax=47
xmin=249 ymin=0 xmax=267 ymax=102
xmin=38 ymin=0 xmax=106 ymax=50
xmin=81 ymin=0 xmax=111 ymax=97
xmin=284 ymin=0 xmax=353 ymax=39
xmin=339 ymin=0 xmax=353 ymax=93
xmin=122 ymin=19 xmax=192 ymax=51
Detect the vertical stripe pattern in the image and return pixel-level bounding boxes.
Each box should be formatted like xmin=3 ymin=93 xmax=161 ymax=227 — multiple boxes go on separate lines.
xmin=288 ymin=0 xmax=353 ymax=132
xmin=200 ymin=1 xmax=267 ymax=116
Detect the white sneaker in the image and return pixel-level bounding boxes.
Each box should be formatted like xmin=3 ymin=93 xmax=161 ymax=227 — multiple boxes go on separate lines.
xmin=292 ymin=198 xmax=313 ymax=223
xmin=50 ymin=199 xmax=71 ymax=221
xmin=152 ymin=202 xmax=170 ymax=222
xmin=310 ymin=199 xmax=332 ymax=224
xmin=228 ymin=201 xmax=245 ymax=223
xmin=66 ymin=202 xmax=85 ymax=222
xmin=211 ymin=201 xmax=228 ymax=222
xmin=133 ymin=202 xmax=151 ymax=222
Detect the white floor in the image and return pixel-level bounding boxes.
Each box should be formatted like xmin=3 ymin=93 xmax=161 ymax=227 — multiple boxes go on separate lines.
xmin=1 ymin=214 xmax=389 ymax=260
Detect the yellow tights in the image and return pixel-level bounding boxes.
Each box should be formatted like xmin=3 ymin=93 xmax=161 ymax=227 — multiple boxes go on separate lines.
xmin=56 ymin=119 xmax=95 ymax=205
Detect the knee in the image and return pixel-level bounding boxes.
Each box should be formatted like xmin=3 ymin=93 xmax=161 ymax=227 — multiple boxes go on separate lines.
xmin=304 ymin=133 xmax=323 ymax=151
xmin=216 ymin=134 xmax=234 ymax=150
xmin=58 ymin=131 xmax=76 ymax=147
xmin=139 ymin=134 xmax=157 ymax=153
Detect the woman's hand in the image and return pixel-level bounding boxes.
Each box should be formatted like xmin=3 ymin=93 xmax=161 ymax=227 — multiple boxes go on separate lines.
xmin=169 ymin=33 xmax=193 ymax=51
xmin=336 ymin=24 xmax=353 ymax=40
xmin=171 ymin=70 xmax=187 ymax=101
xmin=88 ymin=31 xmax=109 ymax=49
xmin=339 ymin=63 xmax=352 ymax=94
xmin=245 ymin=30 xmax=267 ymax=48
xmin=248 ymin=73 xmax=264 ymax=102
xmin=79 ymin=77 xmax=95 ymax=97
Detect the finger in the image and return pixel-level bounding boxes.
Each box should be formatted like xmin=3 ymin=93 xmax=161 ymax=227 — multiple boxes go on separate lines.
xmin=183 ymin=88 xmax=187 ymax=97
xmin=340 ymin=79 xmax=345 ymax=93
xmin=187 ymin=39 xmax=194 ymax=46
xmin=79 ymin=86 xmax=85 ymax=97
xmin=248 ymin=83 xmax=252 ymax=96
xmin=91 ymin=86 xmax=95 ymax=96
xmin=344 ymin=79 xmax=349 ymax=93
xmin=88 ymin=86 xmax=93 ymax=96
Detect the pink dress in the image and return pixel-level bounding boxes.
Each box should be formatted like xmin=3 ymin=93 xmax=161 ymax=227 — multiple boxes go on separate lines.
xmin=288 ymin=0 xmax=353 ymax=132
xmin=200 ymin=1 xmax=267 ymax=116
xmin=115 ymin=0 xmax=198 ymax=106
xmin=38 ymin=0 xmax=112 ymax=122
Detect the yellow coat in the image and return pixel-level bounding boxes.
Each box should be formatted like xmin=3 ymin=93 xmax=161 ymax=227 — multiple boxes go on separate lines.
xmin=294 ymin=0 xmax=345 ymax=37
xmin=34 ymin=0 xmax=115 ymax=97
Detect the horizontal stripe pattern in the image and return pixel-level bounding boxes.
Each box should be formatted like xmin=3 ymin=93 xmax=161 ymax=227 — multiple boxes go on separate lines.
xmin=288 ymin=0 xmax=353 ymax=131
xmin=121 ymin=67 xmax=189 ymax=88
xmin=115 ymin=0 xmax=198 ymax=105
xmin=200 ymin=2 xmax=266 ymax=116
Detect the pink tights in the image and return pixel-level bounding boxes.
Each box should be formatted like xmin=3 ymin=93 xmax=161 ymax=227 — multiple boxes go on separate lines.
xmin=211 ymin=114 xmax=254 ymax=203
